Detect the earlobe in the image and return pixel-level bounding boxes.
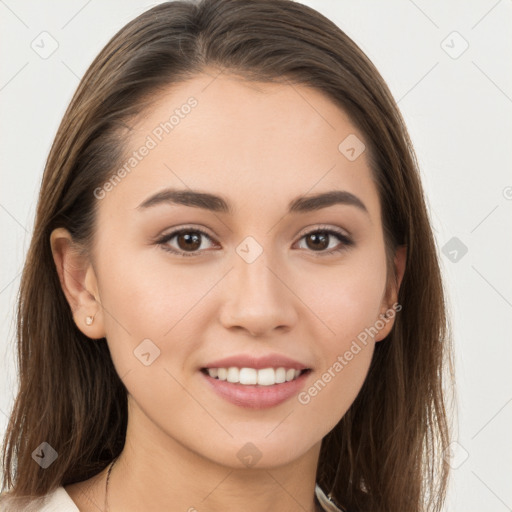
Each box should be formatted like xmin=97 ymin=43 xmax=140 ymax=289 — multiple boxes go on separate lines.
xmin=50 ymin=228 xmax=106 ymax=339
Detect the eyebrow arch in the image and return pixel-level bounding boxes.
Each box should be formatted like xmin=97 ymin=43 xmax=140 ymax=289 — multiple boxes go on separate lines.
xmin=137 ymin=188 xmax=369 ymax=216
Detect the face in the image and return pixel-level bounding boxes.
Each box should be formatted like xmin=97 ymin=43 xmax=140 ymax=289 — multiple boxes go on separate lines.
xmin=64 ymin=73 xmax=403 ymax=470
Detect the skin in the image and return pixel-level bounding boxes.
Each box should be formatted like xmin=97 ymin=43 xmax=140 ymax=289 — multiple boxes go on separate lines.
xmin=51 ymin=71 xmax=406 ymax=512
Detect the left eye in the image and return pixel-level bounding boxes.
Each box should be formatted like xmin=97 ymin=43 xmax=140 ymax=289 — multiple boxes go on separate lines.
xmin=296 ymin=229 xmax=353 ymax=253
xmin=157 ymin=227 xmax=353 ymax=257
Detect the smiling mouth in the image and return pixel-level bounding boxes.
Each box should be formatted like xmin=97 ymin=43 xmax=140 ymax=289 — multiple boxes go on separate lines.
xmin=201 ymin=367 xmax=311 ymax=386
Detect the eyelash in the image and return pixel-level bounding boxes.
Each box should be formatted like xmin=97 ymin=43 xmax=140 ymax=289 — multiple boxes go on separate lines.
xmin=156 ymin=225 xmax=354 ymax=258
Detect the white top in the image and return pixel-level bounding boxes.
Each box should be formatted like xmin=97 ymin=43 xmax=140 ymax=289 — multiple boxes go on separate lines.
xmin=0 ymin=483 xmax=344 ymax=511
xmin=0 ymin=487 xmax=78 ymax=511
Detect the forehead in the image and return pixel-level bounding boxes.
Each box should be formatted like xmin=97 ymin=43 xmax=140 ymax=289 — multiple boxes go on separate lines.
xmin=101 ymin=73 xmax=380 ymax=219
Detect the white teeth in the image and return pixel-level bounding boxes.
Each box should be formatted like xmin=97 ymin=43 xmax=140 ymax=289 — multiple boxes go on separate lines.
xmin=257 ymin=368 xmax=275 ymax=386
xmin=275 ymin=367 xmax=286 ymax=383
xmin=206 ymin=366 xmax=304 ymax=385
xmin=226 ymin=367 xmax=239 ymax=383
xmin=239 ymin=367 xmax=258 ymax=385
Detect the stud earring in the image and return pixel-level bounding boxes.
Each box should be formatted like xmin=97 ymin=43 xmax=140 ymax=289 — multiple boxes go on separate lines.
xmin=85 ymin=315 xmax=94 ymax=326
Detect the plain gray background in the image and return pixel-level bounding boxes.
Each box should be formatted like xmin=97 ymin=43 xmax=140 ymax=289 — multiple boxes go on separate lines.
xmin=1 ymin=1 xmax=511 ymax=510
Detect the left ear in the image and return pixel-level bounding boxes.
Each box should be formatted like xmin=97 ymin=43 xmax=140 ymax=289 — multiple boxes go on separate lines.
xmin=375 ymin=245 xmax=407 ymax=342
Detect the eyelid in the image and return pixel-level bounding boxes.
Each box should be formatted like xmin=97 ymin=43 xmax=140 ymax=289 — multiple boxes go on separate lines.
xmin=295 ymin=223 xmax=351 ymax=239
xmin=157 ymin=224 xmax=214 ymax=238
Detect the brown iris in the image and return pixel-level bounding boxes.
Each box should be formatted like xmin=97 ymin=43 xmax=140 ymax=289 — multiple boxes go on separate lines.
xmin=177 ymin=232 xmax=202 ymax=251
xmin=305 ymin=232 xmax=329 ymax=251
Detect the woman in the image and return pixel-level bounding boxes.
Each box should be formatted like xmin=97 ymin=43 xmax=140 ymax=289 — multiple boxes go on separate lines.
xmin=0 ymin=0 xmax=454 ymax=510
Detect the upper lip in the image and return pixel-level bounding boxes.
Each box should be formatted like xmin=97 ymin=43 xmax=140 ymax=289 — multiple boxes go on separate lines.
xmin=203 ymin=353 xmax=310 ymax=371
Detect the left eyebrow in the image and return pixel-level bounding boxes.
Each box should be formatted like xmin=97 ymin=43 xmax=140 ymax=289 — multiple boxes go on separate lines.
xmin=288 ymin=190 xmax=369 ymax=216
xmin=136 ymin=188 xmax=369 ymax=216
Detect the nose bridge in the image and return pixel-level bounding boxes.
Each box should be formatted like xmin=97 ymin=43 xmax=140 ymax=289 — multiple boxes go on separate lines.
xmin=233 ymin=237 xmax=282 ymax=305
xmin=220 ymin=236 xmax=297 ymax=334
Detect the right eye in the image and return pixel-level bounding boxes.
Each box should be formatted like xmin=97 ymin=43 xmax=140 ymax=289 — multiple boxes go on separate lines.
xmin=156 ymin=228 xmax=219 ymax=257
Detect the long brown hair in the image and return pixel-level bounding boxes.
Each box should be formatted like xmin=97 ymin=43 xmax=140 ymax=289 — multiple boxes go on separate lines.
xmin=1 ymin=1 xmax=455 ymax=510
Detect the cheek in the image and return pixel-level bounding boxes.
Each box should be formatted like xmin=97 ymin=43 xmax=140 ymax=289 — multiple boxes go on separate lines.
xmin=297 ymin=341 xmax=374 ymax=437
xmin=97 ymin=239 xmax=213 ymax=331
xmin=295 ymin=252 xmax=387 ymax=423
xmin=95 ymin=245 xmax=218 ymax=378
xmin=296 ymin=282 xmax=381 ymax=431
xmin=302 ymin=250 xmax=388 ymax=342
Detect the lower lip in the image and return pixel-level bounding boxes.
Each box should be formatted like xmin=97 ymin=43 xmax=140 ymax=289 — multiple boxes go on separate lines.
xmin=201 ymin=370 xmax=310 ymax=409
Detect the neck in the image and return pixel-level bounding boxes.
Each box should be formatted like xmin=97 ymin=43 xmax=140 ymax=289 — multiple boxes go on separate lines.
xmin=109 ymin=446 xmax=322 ymax=512
xmin=106 ymin=401 xmax=322 ymax=512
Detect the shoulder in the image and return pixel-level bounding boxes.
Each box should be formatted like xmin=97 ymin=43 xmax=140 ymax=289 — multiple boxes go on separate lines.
xmin=0 ymin=487 xmax=79 ymax=512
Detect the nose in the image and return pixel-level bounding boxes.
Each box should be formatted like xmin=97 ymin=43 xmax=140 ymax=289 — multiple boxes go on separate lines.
xmin=219 ymin=248 xmax=298 ymax=338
